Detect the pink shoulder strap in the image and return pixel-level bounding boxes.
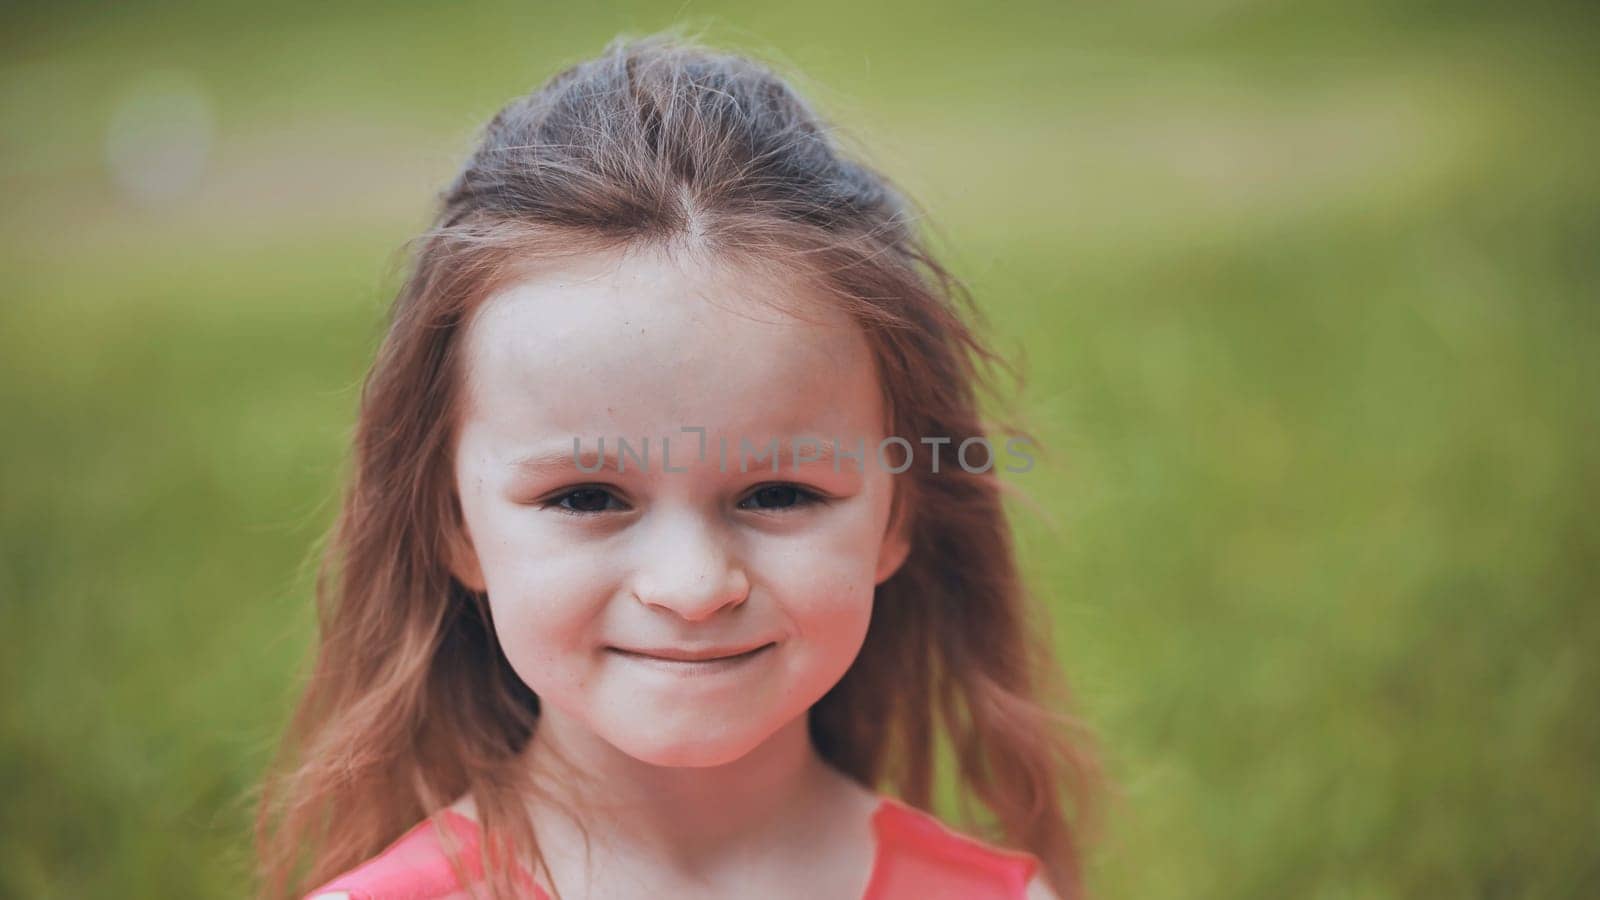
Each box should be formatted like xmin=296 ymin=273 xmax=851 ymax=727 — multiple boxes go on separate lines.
xmin=302 ymin=810 xmax=545 ymax=900
xmin=861 ymin=797 xmax=1042 ymax=900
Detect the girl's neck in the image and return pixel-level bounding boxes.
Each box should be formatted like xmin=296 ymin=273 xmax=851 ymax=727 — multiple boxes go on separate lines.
xmin=520 ymin=709 xmax=868 ymax=872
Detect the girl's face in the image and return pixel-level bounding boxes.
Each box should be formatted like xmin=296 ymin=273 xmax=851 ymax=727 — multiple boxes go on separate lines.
xmin=450 ymin=248 xmax=910 ymax=768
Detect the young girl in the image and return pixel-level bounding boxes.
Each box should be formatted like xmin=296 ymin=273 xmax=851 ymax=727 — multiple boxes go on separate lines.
xmin=257 ymin=31 xmax=1100 ymax=900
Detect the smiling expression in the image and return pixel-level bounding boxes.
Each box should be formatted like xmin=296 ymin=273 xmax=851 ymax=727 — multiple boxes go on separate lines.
xmin=448 ymin=247 xmax=911 ymax=767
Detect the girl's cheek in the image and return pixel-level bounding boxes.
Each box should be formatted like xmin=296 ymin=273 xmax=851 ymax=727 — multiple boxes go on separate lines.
xmin=485 ymin=582 xmax=597 ymax=700
xmin=482 ymin=545 xmax=611 ymax=651
xmin=748 ymin=541 xmax=877 ymax=630
xmin=760 ymin=504 xmax=886 ymax=583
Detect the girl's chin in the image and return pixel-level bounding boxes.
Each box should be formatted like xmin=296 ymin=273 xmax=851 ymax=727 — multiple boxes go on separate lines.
xmin=605 ymin=722 xmax=779 ymax=768
xmin=608 ymin=723 xmax=771 ymax=759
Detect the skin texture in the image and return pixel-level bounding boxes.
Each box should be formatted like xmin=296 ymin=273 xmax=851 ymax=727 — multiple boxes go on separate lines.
xmin=443 ymin=247 xmax=911 ymax=896
xmin=451 ymin=247 xmax=910 ymax=768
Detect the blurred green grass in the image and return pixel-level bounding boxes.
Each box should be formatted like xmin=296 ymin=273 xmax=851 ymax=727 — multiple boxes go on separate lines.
xmin=2 ymin=1 xmax=1597 ymax=897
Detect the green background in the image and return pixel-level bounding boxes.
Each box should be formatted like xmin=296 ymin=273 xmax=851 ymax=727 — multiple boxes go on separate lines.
xmin=2 ymin=1 xmax=1596 ymax=896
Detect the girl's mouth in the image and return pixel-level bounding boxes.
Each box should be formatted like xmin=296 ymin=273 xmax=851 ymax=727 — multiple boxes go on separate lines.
xmin=605 ymin=641 xmax=776 ymax=674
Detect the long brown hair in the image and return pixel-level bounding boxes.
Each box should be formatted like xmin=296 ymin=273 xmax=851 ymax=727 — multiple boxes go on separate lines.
xmin=257 ymin=29 xmax=1101 ymax=899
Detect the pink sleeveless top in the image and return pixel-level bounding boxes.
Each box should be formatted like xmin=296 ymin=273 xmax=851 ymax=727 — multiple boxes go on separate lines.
xmin=307 ymin=796 xmax=1041 ymax=899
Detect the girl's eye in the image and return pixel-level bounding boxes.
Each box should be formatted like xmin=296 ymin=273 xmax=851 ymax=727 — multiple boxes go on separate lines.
xmin=739 ymin=483 xmax=823 ymax=512
xmin=545 ymin=487 xmax=626 ymax=514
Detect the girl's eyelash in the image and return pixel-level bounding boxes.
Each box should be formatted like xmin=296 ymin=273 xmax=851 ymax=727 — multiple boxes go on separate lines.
xmin=537 ymin=483 xmax=827 ymax=515
xmin=738 ymin=483 xmax=827 ymax=513
xmin=540 ymin=486 xmax=628 ymax=516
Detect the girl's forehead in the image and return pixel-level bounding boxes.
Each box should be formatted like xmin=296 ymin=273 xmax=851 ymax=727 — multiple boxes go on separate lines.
xmin=459 ymin=251 xmax=886 ymax=441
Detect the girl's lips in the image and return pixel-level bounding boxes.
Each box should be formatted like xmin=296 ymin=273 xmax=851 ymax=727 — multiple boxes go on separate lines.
xmin=605 ymin=641 xmax=776 ymax=674
xmin=607 ymin=641 xmax=775 ymax=662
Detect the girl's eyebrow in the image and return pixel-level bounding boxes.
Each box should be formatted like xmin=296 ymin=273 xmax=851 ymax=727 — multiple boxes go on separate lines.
xmin=506 ymin=436 xmax=856 ymax=477
xmin=730 ymin=437 xmax=843 ymax=473
xmin=509 ymin=443 xmax=623 ymax=477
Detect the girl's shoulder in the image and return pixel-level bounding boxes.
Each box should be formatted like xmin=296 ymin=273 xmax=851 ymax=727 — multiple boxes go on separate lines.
xmin=305 ymin=797 xmax=1048 ymax=900
xmin=865 ymin=795 xmax=1046 ymax=900
xmin=303 ymin=809 xmax=525 ymax=900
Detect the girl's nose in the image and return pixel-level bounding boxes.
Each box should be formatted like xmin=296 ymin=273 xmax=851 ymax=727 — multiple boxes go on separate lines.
xmin=628 ymin=515 xmax=750 ymax=621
